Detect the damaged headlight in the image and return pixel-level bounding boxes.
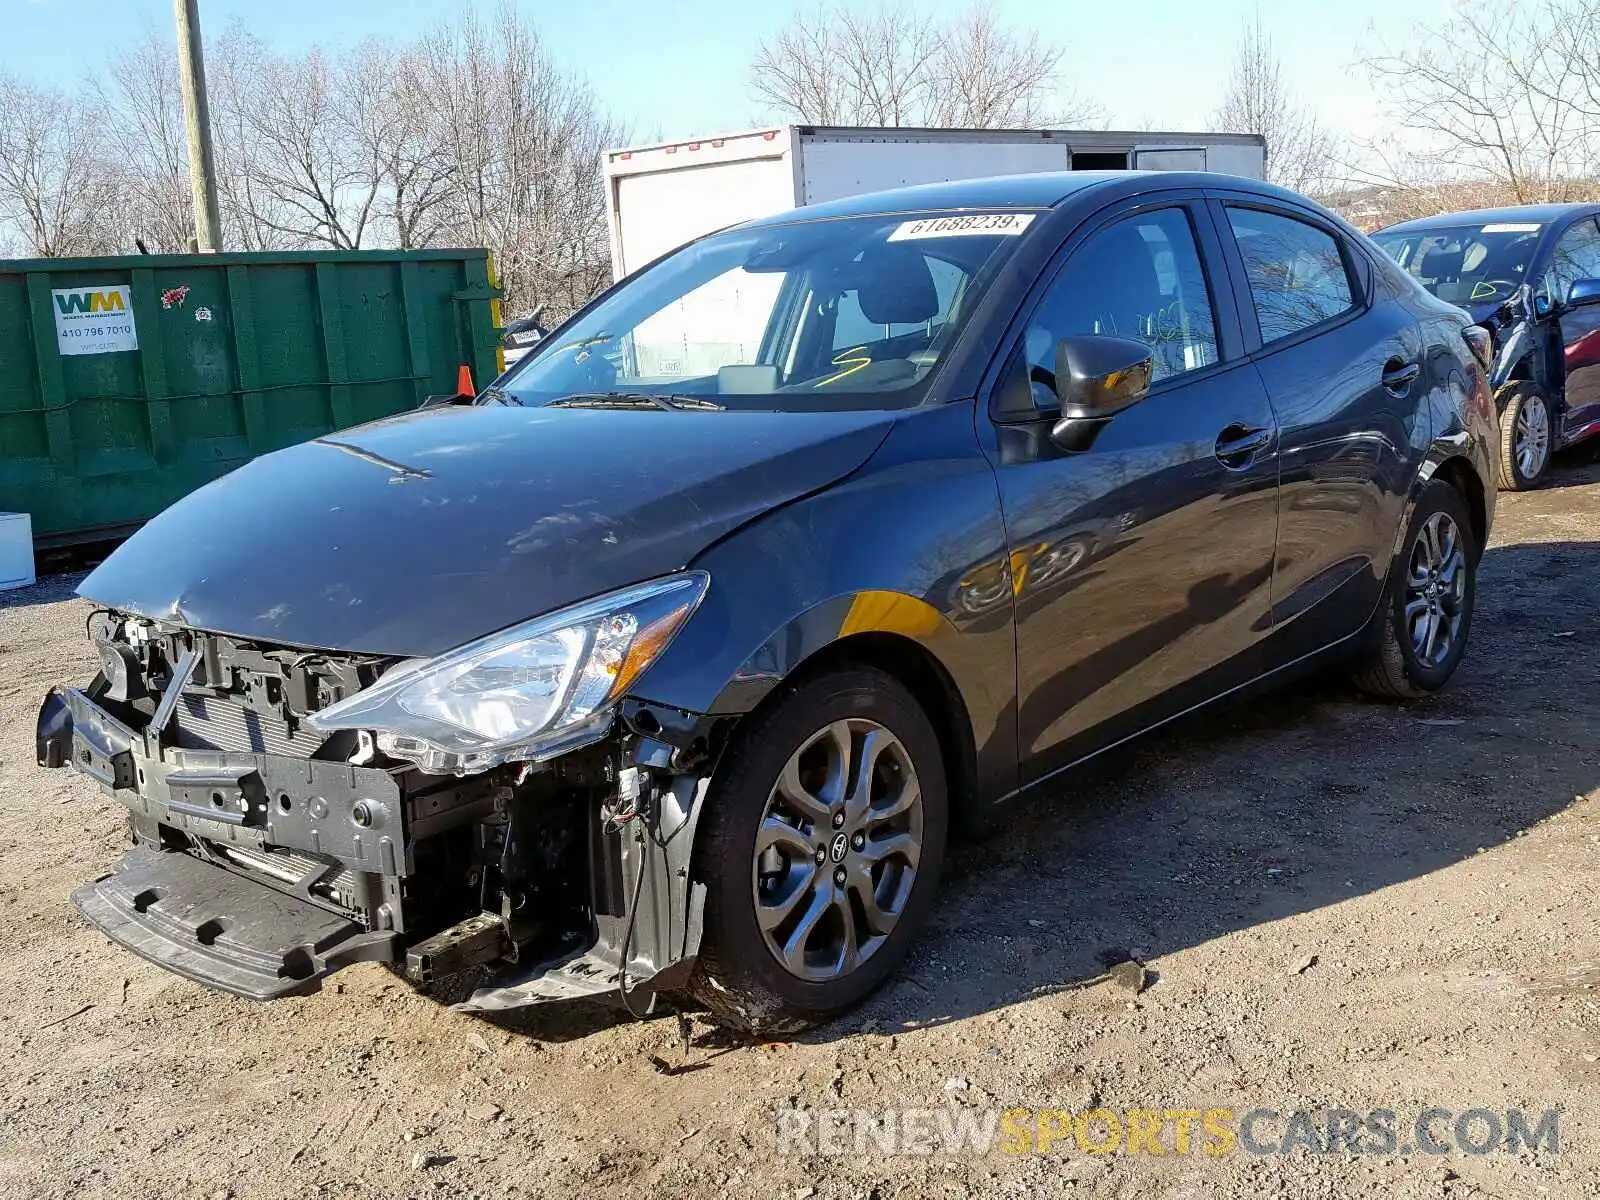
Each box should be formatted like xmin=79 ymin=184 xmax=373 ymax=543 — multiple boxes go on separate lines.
xmin=307 ymin=572 xmax=708 ymax=773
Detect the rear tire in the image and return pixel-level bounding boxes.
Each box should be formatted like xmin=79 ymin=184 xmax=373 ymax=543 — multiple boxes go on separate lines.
xmin=1495 ymin=382 xmax=1552 ymax=491
xmin=689 ymin=667 xmax=947 ymax=1033
xmin=1352 ymin=478 xmax=1478 ymax=700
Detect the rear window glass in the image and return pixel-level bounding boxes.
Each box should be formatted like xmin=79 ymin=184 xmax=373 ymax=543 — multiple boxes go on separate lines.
xmin=1228 ymin=208 xmax=1355 ymax=344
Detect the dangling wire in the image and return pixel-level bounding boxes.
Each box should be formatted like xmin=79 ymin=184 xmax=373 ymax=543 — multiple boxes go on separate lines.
xmin=616 ymin=829 xmax=653 ymax=1020
xmin=613 ymin=774 xmax=701 ymax=1021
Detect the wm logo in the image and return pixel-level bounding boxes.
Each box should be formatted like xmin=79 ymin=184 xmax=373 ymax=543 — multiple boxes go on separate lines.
xmin=54 ymin=291 xmax=127 ymax=315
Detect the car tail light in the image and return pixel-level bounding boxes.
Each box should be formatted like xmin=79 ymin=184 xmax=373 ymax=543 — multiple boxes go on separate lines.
xmin=1462 ymin=325 xmax=1494 ymax=374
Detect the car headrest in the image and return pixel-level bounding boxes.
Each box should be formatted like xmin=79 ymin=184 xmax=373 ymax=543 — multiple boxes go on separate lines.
xmin=1418 ymin=246 xmax=1465 ymax=280
xmin=1071 ymin=223 xmax=1163 ymax=337
xmin=1102 ymin=226 xmax=1162 ymax=303
xmin=854 ymin=245 xmax=941 ymax=326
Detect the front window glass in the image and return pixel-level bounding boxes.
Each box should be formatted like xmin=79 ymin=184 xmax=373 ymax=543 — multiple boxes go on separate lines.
xmin=1021 ymin=206 xmax=1219 ymax=396
xmin=1545 ymin=218 xmax=1600 ymax=305
xmin=503 ymin=212 xmax=1034 ymax=411
xmin=1371 ymin=222 xmax=1543 ymax=307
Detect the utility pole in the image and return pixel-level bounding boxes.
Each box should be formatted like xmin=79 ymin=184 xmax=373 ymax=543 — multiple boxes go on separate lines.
xmin=174 ymin=0 xmax=223 ymax=251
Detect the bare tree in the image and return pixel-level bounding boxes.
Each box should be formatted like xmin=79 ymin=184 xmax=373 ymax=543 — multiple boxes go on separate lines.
xmin=0 ymin=72 xmax=120 ymax=257
xmin=1364 ymin=0 xmax=1600 ymax=203
xmin=97 ymin=30 xmax=195 ymax=252
xmin=3 ymin=3 xmax=620 ymax=316
xmin=342 ymin=41 xmax=456 ymax=250
xmin=750 ymin=2 xmax=1100 ymax=128
xmin=218 ymin=43 xmax=384 ymax=249
xmin=95 ymin=24 xmax=364 ymax=254
xmin=1213 ymin=17 xmax=1339 ymax=193
xmin=202 ymin=27 xmax=297 ymax=251
xmin=752 ymin=6 xmax=939 ymax=126
xmin=928 ymin=5 xmax=1077 ymax=127
xmin=416 ymin=5 xmax=625 ymax=317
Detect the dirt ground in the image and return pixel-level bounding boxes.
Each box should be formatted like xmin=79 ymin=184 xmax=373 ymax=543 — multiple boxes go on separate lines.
xmin=3 ymin=459 xmax=1599 ymax=1200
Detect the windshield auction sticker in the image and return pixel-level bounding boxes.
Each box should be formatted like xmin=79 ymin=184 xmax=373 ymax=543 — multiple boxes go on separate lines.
xmin=889 ymin=213 xmax=1036 ymax=241
xmin=52 ymin=285 xmax=138 ymax=355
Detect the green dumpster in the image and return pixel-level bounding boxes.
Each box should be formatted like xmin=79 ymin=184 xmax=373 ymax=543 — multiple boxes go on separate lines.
xmin=0 ymin=249 xmax=503 ymax=547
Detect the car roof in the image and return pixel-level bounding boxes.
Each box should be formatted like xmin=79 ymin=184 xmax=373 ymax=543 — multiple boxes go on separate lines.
xmin=1379 ymin=203 xmax=1600 ymax=235
xmin=738 ymin=170 xmax=1306 ymax=227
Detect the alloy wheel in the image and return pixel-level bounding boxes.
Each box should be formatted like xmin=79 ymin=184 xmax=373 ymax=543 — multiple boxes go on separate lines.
xmin=1515 ymin=394 xmax=1550 ymax=480
xmin=1404 ymin=511 xmax=1467 ymax=669
xmin=752 ymin=718 xmax=923 ymax=982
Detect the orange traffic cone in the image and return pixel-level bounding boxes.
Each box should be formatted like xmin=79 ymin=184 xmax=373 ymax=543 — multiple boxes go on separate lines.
xmin=457 ymin=364 xmax=476 ymax=398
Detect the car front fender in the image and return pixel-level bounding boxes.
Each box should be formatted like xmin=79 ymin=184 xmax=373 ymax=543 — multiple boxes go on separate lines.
xmin=1489 ymin=317 xmax=1537 ymax=393
xmin=622 ymin=402 xmax=1020 ymax=804
xmin=628 ymin=585 xmax=1016 ymax=805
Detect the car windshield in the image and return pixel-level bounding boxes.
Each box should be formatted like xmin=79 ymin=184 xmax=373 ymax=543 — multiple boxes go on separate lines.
xmin=1371 ymin=222 xmax=1543 ymax=306
xmin=500 ymin=212 xmax=1037 ymax=411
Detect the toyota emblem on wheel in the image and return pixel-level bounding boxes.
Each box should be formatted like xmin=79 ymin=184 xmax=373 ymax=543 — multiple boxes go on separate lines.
xmin=829 ymin=831 xmax=849 ymax=863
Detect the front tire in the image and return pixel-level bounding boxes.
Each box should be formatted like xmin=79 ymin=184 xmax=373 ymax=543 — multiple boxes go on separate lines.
xmin=1352 ymin=478 xmax=1478 ymax=700
xmin=689 ymin=667 xmax=947 ymax=1032
xmin=1496 ymin=382 xmax=1552 ymax=491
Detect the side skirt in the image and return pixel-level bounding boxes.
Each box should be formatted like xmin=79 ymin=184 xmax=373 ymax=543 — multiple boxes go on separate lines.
xmin=996 ymin=629 xmax=1366 ymax=810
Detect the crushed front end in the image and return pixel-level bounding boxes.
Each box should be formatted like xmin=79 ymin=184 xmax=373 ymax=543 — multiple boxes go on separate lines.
xmin=39 ymin=606 xmax=717 ymax=1011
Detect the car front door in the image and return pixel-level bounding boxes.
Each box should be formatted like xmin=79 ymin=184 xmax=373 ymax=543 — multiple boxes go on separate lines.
xmin=1545 ymin=215 xmax=1600 ymax=442
xmin=1212 ymin=196 xmax=1424 ymax=659
xmin=983 ymin=198 xmax=1281 ymax=785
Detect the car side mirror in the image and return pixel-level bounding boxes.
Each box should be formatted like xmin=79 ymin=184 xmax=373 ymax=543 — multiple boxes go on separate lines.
xmin=1566 ymin=278 xmax=1600 ymax=309
xmin=1050 ymin=335 xmax=1154 ymax=450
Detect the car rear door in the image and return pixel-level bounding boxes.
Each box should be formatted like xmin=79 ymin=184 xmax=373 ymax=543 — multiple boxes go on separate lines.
xmin=1544 ymin=214 xmax=1600 ymax=443
xmin=1208 ymin=192 xmax=1425 ymax=660
xmin=981 ymin=194 xmax=1282 ymax=785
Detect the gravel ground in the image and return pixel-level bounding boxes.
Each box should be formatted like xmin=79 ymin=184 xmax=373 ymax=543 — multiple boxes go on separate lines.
xmin=2 ymin=459 xmax=1599 ymax=1199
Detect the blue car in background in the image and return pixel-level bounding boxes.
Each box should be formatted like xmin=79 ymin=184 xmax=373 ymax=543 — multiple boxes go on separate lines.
xmin=1374 ymin=204 xmax=1600 ymax=490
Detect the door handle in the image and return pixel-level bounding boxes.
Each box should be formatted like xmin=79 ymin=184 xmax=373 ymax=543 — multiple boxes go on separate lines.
xmin=1382 ymin=358 xmax=1421 ymax=393
xmin=1214 ymin=423 xmax=1272 ymax=467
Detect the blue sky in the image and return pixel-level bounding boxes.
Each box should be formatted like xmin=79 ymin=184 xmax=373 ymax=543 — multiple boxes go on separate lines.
xmin=4 ymin=0 xmax=1456 ymax=145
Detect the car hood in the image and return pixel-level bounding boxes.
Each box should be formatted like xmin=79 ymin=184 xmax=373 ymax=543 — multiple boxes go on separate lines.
xmin=81 ymin=403 xmax=897 ymax=657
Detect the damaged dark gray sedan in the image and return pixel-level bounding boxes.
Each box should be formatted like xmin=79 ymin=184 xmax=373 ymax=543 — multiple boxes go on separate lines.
xmin=39 ymin=171 xmax=1497 ymax=1030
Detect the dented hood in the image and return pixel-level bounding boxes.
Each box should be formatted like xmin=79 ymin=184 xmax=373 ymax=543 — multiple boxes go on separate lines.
xmin=81 ymin=403 xmax=896 ymax=657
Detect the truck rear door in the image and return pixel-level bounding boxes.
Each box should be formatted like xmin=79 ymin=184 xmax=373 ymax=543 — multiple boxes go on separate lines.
xmin=613 ymin=156 xmax=795 ymax=278
xmin=1133 ymin=143 xmax=1267 ymax=179
xmin=1132 ymin=145 xmax=1210 ymax=172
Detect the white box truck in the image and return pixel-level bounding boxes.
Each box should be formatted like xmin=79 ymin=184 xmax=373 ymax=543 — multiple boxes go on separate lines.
xmin=603 ymin=124 xmax=1268 ymax=281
